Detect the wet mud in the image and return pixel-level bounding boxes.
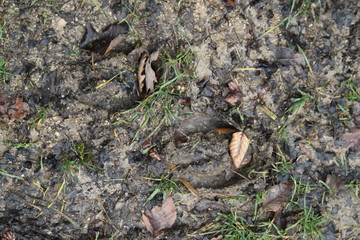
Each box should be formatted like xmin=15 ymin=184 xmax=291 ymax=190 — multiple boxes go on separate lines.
xmin=0 ymin=0 xmax=359 ymax=239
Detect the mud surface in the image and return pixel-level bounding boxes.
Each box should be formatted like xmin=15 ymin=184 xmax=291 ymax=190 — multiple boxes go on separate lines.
xmin=0 ymin=0 xmax=359 ymax=239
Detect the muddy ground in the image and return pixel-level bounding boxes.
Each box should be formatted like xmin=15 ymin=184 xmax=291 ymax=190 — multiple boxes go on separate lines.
xmin=0 ymin=0 xmax=359 ymax=239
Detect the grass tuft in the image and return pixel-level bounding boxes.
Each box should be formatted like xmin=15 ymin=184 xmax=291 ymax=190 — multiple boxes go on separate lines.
xmin=61 ymin=143 xmax=97 ymax=174
xmin=144 ymin=171 xmax=181 ymax=204
xmin=0 ymin=58 xmax=14 ymax=84
xmin=278 ymin=90 xmax=315 ymax=139
xmin=114 ymin=48 xmax=196 ymax=141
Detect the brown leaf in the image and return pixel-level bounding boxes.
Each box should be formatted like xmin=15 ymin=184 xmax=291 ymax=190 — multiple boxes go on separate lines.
xmin=263 ymin=183 xmax=293 ymax=213
xmin=224 ymin=95 xmax=242 ymax=105
xmin=149 ymin=50 xmax=160 ymax=62
xmin=142 ymin=195 xmax=177 ymax=237
xmin=228 ymin=82 xmax=242 ymax=93
xmin=342 ymin=128 xmax=360 ymax=152
xmin=224 ymin=82 xmax=243 ymax=105
xmin=0 ymin=95 xmax=30 ymax=121
xmin=226 ymin=0 xmax=235 ymax=7
xmin=178 ymin=98 xmax=191 ymax=107
xmin=173 ymin=130 xmax=188 ymax=148
xmin=149 ymin=147 xmax=162 ymax=161
xmin=137 ymin=50 xmax=160 ymax=93
xmin=8 ymin=97 xmax=30 ymax=120
xmin=104 ymin=34 xmax=123 ymax=54
xmin=141 ymin=138 xmax=161 ymax=160
xmin=80 ymin=22 xmax=129 ymax=55
xmin=127 ymin=47 xmax=147 ymax=63
xmin=144 ymin=50 xmax=159 ymax=92
xmin=178 ymin=177 xmax=198 ymax=195
xmin=213 ymin=127 xmax=238 ymax=134
xmin=229 ymin=132 xmax=250 ymax=168
xmin=1 ymin=230 xmax=16 ymax=240
xmin=137 ymin=52 xmax=148 ymax=93
xmin=141 ymin=138 xmax=152 ymax=150
xmin=144 ymin=61 xmax=157 ymax=92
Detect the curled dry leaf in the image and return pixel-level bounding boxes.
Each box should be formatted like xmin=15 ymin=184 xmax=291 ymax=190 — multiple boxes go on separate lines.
xmin=137 ymin=50 xmax=159 ymax=93
xmin=145 ymin=50 xmax=159 ymax=92
xmin=178 ymin=98 xmax=191 ymax=107
xmin=263 ymin=182 xmax=293 ymax=214
xmin=173 ymin=130 xmax=188 ymax=148
xmin=148 ymin=147 xmax=162 ymax=161
xmin=1 ymin=230 xmax=16 ymax=240
xmin=8 ymin=97 xmax=30 ymax=120
xmin=138 ymin=52 xmax=148 ymax=93
xmin=224 ymin=82 xmax=243 ymax=105
xmin=0 ymin=95 xmax=30 ymax=121
xmin=142 ymin=195 xmax=177 ymax=237
xmin=178 ymin=177 xmax=198 ymax=196
xmin=226 ymin=0 xmax=235 ymax=7
xmin=141 ymin=138 xmax=161 ymax=160
xmin=80 ymin=22 xmax=129 ymax=55
xmin=213 ymin=127 xmax=238 ymax=134
xmin=141 ymin=138 xmax=152 ymax=150
xmin=127 ymin=47 xmax=147 ymax=63
xmin=104 ymin=34 xmax=123 ymax=54
xmin=229 ymin=132 xmax=250 ymax=168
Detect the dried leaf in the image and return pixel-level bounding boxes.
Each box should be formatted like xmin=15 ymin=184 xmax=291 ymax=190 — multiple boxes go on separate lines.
xmin=149 ymin=147 xmax=162 ymax=161
xmin=0 ymin=95 xmax=30 ymax=121
xmin=263 ymin=183 xmax=293 ymax=213
xmin=178 ymin=177 xmax=198 ymax=195
xmin=137 ymin=52 xmax=148 ymax=93
xmin=173 ymin=130 xmax=188 ymax=148
xmin=141 ymin=138 xmax=161 ymax=160
xmin=342 ymin=128 xmax=360 ymax=153
xmin=8 ymin=97 xmax=30 ymax=120
xmin=145 ymin=60 xmax=157 ymax=92
xmin=144 ymin=50 xmax=159 ymax=92
xmin=105 ymin=34 xmax=123 ymax=54
xmin=226 ymin=0 xmax=235 ymax=7
xmin=80 ymin=22 xmax=129 ymax=55
xmin=141 ymin=138 xmax=152 ymax=150
xmin=213 ymin=127 xmax=238 ymax=134
xmin=229 ymin=132 xmax=250 ymax=168
xmin=1 ymin=230 xmax=16 ymax=240
xmin=127 ymin=47 xmax=147 ymax=63
xmin=228 ymin=82 xmax=242 ymax=93
xmin=224 ymin=95 xmax=242 ymax=105
xmin=149 ymin=50 xmax=160 ymax=62
xmin=136 ymin=50 xmax=160 ymax=93
xmin=142 ymin=195 xmax=177 ymax=237
xmin=224 ymin=82 xmax=243 ymax=105
xmin=178 ymin=98 xmax=191 ymax=107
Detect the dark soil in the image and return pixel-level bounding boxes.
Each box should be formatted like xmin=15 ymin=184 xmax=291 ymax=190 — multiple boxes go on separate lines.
xmin=0 ymin=0 xmax=359 ymax=239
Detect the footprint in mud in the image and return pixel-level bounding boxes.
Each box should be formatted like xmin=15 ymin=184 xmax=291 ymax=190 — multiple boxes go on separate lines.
xmin=164 ymin=114 xmax=252 ymax=188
